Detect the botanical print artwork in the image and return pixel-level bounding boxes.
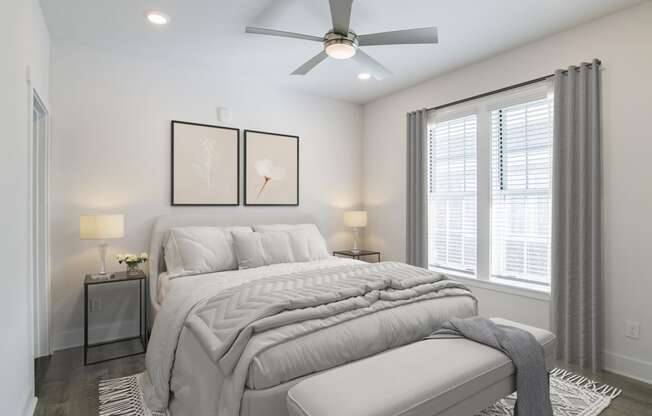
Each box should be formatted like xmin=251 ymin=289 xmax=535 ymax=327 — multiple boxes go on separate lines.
xmin=192 ymin=136 xmax=221 ymax=196
xmin=254 ymin=158 xmax=286 ymax=200
xmin=245 ymin=130 xmax=299 ymax=206
xmin=171 ymin=121 xmax=239 ymax=205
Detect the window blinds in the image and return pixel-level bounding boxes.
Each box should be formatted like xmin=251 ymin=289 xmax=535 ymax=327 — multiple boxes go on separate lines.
xmin=490 ymin=97 xmax=553 ymax=285
xmin=428 ymin=114 xmax=477 ymax=273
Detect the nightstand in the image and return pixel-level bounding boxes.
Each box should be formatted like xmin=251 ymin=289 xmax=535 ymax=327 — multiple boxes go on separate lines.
xmin=83 ymin=270 xmax=148 ymax=365
xmin=333 ymin=249 xmax=381 ymax=262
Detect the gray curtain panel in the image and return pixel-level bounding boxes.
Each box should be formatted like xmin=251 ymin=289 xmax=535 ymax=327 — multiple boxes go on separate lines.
xmin=551 ymin=59 xmax=602 ymax=371
xmin=406 ymin=109 xmax=428 ymax=267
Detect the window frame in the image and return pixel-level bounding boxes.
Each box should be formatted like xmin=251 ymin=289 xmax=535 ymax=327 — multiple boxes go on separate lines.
xmin=428 ymin=109 xmax=479 ymax=275
xmin=427 ymin=81 xmax=553 ymax=294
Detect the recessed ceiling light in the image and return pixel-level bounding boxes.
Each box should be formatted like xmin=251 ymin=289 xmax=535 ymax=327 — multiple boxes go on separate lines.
xmin=358 ymin=72 xmax=371 ymax=81
xmin=146 ymin=12 xmax=170 ymax=25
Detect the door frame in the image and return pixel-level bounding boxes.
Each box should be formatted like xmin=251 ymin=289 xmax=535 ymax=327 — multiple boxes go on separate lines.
xmin=28 ymin=85 xmax=52 ymax=358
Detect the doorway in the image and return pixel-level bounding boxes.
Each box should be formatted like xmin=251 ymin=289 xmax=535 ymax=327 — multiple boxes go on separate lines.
xmin=31 ymin=92 xmax=51 ymax=358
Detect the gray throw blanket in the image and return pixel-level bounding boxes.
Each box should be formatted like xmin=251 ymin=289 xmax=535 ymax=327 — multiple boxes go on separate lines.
xmin=427 ymin=317 xmax=552 ymax=416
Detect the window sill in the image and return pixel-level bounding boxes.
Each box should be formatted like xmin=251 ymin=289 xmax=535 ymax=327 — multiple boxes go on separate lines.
xmin=430 ymin=268 xmax=551 ymax=302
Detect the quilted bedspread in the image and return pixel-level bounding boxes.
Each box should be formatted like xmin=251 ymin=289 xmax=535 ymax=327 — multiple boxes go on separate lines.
xmin=142 ymin=261 xmax=475 ymax=416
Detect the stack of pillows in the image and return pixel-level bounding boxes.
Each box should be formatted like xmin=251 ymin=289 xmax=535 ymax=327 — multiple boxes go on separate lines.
xmin=163 ymin=224 xmax=331 ymax=278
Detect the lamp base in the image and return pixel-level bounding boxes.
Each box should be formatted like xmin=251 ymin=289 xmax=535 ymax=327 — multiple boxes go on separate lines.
xmin=97 ymin=242 xmax=108 ymax=275
xmin=351 ymin=227 xmax=361 ymax=254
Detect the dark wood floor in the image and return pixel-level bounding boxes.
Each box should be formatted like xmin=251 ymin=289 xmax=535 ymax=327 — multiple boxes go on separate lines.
xmin=558 ymin=362 xmax=652 ymax=416
xmin=35 ymin=343 xmax=652 ymax=416
xmin=35 ymin=340 xmax=145 ymax=416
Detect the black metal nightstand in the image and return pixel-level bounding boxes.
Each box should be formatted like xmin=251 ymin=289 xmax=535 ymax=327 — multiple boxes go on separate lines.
xmin=83 ymin=270 xmax=148 ymax=365
xmin=333 ymin=249 xmax=381 ymax=262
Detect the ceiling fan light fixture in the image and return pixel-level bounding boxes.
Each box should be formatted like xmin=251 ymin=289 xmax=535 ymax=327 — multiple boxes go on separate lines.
xmin=325 ymin=42 xmax=356 ymax=60
xmin=324 ymin=31 xmax=358 ymax=60
xmin=243 ymin=2 xmax=437 ymax=77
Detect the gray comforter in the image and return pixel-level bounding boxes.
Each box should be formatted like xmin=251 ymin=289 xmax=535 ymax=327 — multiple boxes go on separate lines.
xmin=143 ymin=261 xmax=476 ymax=416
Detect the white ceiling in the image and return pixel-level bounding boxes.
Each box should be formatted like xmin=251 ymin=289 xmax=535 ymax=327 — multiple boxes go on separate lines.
xmin=41 ymin=0 xmax=642 ymax=104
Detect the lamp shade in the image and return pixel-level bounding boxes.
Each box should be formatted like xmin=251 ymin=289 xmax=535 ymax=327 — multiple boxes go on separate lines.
xmin=80 ymin=215 xmax=125 ymax=240
xmin=343 ymin=211 xmax=367 ymax=228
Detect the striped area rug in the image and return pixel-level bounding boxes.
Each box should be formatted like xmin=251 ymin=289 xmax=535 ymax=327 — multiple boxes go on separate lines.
xmin=478 ymin=368 xmax=621 ymax=416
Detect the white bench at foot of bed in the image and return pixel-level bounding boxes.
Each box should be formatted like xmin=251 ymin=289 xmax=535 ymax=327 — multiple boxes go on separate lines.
xmin=287 ymin=318 xmax=556 ymax=416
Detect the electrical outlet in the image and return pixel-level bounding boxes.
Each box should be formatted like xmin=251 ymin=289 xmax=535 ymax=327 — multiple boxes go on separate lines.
xmin=90 ymin=298 xmax=102 ymax=313
xmin=625 ymin=320 xmax=640 ymax=339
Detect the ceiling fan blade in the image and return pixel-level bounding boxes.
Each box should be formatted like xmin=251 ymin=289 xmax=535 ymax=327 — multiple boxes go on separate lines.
xmin=352 ymin=49 xmax=392 ymax=80
xmin=329 ymin=0 xmax=353 ymax=35
xmin=291 ymin=51 xmax=329 ymax=75
xmin=358 ymin=27 xmax=438 ymax=46
xmin=245 ymin=26 xmax=323 ymax=42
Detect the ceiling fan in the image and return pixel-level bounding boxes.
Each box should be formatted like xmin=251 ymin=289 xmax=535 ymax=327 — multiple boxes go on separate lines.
xmin=245 ymin=0 xmax=438 ymax=79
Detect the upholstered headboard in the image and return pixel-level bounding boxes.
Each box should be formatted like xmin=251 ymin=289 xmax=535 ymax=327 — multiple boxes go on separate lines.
xmin=148 ymin=213 xmax=317 ymax=319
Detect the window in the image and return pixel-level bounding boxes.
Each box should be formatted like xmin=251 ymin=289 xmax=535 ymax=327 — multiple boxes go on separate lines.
xmin=428 ymin=114 xmax=477 ymax=273
xmin=427 ymin=83 xmax=553 ymax=289
xmin=491 ymin=98 xmax=553 ymax=286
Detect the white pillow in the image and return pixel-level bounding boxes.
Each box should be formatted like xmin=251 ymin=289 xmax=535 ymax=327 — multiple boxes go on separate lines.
xmin=284 ymin=229 xmax=312 ymax=262
xmin=233 ymin=231 xmax=295 ymax=269
xmin=164 ymin=226 xmax=253 ymax=277
xmin=252 ymin=224 xmax=329 ymax=260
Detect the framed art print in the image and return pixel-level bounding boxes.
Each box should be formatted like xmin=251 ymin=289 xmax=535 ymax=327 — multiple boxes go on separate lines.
xmin=171 ymin=120 xmax=239 ymax=206
xmin=244 ymin=130 xmax=299 ymax=206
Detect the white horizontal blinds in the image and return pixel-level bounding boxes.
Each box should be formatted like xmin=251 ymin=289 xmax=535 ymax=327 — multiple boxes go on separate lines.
xmin=490 ymin=96 xmax=553 ymax=285
xmin=428 ymin=114 xmax=477 ymax=273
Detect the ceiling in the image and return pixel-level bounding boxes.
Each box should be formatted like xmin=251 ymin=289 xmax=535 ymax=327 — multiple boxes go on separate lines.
xmin=41 ymin=0 xmax=642 ymax=104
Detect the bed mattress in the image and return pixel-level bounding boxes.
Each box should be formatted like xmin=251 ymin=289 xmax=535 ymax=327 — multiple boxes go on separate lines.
xmin=150 ymin=259 xmax=477 ymax=416
xmin=167 ymin=283 xmax=477 ymax=416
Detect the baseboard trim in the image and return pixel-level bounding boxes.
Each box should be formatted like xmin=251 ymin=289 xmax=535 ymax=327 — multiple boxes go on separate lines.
xmin=603 ymin=350 xmax=652 ymax=385
xmin=53 ymin=319 xmax=140 ymax=351
xmin=23 ymin=395 xmax=37 ymax=416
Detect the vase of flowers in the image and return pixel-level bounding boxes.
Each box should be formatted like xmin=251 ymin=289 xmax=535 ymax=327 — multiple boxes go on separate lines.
xmin=116 ymin=252 xmax=148 ymax=276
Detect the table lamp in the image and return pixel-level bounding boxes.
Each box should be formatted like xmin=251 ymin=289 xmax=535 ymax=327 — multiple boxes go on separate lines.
xmin=343 ymin=210 xmax=367 ymax=254
xmin=80 ymin=214 xmax=124 ymax=279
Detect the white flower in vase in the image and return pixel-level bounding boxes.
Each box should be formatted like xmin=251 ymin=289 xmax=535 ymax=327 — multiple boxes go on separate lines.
xmin=116 ymin=252 xmax=149 ymax=275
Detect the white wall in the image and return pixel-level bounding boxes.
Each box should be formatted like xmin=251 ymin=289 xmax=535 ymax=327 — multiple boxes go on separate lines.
xmin=362 ymin=2 xmax=652 ymax=383
xmin=0 ymin=0 xmax=51 ymax=414
xmin=50 ymin=42 xmax=363 ymax=349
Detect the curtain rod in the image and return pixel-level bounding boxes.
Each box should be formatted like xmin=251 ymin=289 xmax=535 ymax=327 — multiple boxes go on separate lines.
xmin=425 ymin=60 xmax=601 ymax=113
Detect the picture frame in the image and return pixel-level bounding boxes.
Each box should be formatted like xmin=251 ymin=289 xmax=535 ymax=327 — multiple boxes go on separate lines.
xmin=244 ymin=130 xmax=299 ymax=206
xmin=171 ymin=120 xmax=240 ymax=206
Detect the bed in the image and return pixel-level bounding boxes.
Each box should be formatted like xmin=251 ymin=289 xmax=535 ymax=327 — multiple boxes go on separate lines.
xmin=144 ymin=215 xmax=478 ymax=416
